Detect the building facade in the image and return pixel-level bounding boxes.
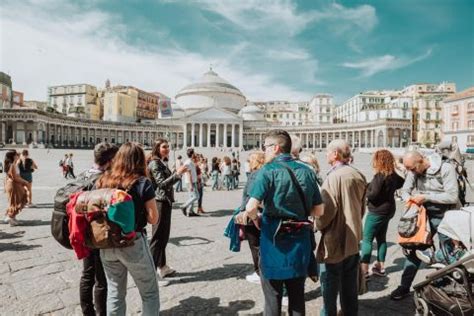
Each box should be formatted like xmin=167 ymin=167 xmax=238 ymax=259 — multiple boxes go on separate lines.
xmin=1 ymin=69 xmax=417 ymax=150
xmin=103 ymin=87 xmax=138 ymax=123
xmin=48 ymin=84 xmax=99 ymax=119
xmin=442 ymin=87 xmax=474 ymax=152
xmin=401 ymin=82 xmax=456 ymax=146
xmin=309 ymin=93 xmax=334 ymax=124
xmin=13 ymin=91 xmax=24 ymax=108
xmin=0 ymin=72 xmax=12 ymax=109
xmin=334 ymin=90 xmax=409 ymax=123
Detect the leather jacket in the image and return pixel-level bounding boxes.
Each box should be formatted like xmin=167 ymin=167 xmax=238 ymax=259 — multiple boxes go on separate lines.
xmin=147 ymin=158 xmax=181 ymax=204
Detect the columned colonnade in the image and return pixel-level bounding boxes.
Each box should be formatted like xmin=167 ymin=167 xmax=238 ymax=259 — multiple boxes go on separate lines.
xmin=183 ymin=122 xmax=243 ymax=148
xmin=0 ymin=110 xmax=412 ymax=150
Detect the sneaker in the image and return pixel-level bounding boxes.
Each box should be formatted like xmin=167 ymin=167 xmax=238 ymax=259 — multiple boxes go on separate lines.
xmin=281 ymin=296 xmax=289 ymax=307
xmin=159 ymin=265 xmax=176 ymax=278
xmin=245 ymin=272 xmax=260 ymax=284
xmin=371 ymin=264 xmax=386 ymax=277
xmin=416 ymin=249 xmax=434 ymax=265
xmin=3 ymin=216 xmax=11 ymax=224
xmin=188 ymin=211 xmax=199 ymax=217
xmin=181 ymin=207 xmax=187 ymax=216
xmin=390 ymin=286 xmax=410 ymax=300
xmin=9 ymin=218 xmax=20 ymax=227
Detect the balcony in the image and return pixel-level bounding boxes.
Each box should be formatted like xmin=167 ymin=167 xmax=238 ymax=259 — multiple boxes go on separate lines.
xmin=451 ymin=111 xmax=459 ymax=116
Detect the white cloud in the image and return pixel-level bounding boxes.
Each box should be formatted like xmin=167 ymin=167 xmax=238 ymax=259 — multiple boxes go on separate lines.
xmin=0 ymin=0 xmax=312 ymax=101
xmin=342 ymin=49 xmax=433 ymax=77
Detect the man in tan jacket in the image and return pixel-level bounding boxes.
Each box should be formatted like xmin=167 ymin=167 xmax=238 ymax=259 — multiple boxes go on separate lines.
xmin=316 ymin=139 xmax=367 ymax=316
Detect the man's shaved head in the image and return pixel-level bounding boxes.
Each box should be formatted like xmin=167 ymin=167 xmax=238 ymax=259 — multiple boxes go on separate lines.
xmin=403 ymin=150 xmax=426 ymax=174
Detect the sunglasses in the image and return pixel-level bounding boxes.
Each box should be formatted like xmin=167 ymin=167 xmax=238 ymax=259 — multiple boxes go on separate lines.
xmin=262 ymin=143 xmax=276 ymax=151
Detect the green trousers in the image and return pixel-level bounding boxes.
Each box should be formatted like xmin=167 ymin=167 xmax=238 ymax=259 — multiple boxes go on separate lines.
xmin=360 ymin=212 xmax=391 ymax=263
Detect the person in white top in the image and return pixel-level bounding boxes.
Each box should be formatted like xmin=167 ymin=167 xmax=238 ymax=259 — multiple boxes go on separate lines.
xmin=181 ymin=149 xmax=199 ymax=216
xmin=174 ymin=156 xmax=183 ymax=192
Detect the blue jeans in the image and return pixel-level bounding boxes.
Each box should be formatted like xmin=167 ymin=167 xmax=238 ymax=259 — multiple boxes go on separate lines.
xmin=319 ymin=254 xmax=359 ymax=316
xmin=211 ymin=173 xmax=219 ymax=190
xmin=400 ymin=215 xmax=448 ymax=289
xmin=100 ymin=233 xmax=160 ymax=316
xmin=175 ymin=179 xmax=182 ymax=192
xmin=224 ymin=175 xmax=232 ymax=190
xmin=182 ymin=183 xmax=199 ymax=213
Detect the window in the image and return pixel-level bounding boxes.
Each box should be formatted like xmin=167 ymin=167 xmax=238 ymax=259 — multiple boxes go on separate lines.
xmin=469 ymin=120 xmax=474 ymax=129
xmin=426 ymin=113 xmax=431 ymax=120
xmin=468 ymin=135 xmax=474 ymax=144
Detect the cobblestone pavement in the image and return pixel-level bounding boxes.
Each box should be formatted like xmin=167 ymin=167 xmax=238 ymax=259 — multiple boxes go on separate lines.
xmin=1 ymin=149 xmax=473 ymax=315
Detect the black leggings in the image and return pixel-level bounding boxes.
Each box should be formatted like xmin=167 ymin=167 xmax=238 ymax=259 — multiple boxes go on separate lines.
xmin=149 ymin=201 xmax=172 ymax=269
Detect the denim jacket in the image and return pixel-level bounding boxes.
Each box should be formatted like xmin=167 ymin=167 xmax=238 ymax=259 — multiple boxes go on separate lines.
xmin=147 ymin=158 xmax=181 ymax=204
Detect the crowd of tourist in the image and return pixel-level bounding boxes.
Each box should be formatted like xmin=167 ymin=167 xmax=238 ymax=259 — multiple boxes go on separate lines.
xmin=1 ymin=128 xmax=467 ymax=315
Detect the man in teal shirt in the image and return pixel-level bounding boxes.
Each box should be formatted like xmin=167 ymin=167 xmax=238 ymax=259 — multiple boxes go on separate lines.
xmin=236 ymin=129 xmax=323 ymax=316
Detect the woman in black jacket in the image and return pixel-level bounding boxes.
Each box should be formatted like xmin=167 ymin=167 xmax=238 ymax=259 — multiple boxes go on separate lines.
xmin=361 ymin=149 xmax=404 ymax=278
xmin=148 ymin=139 xmax=187 ymax=279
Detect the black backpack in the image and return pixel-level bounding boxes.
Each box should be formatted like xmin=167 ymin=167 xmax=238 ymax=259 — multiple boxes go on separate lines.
xmin=51 ymin=171 xmax=101 ymax=249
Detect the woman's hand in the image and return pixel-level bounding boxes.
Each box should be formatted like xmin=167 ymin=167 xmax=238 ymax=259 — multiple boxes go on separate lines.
xmin=176 ymin=165 xmax=188 ymax=175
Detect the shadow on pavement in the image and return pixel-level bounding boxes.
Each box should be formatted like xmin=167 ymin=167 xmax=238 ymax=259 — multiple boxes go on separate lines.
xmin=168 ymin=263 xmax=254 ymax=285
xmin=385 ymin=257 xmax=406 ymax=274
xmin=168 ymin=236 xmax=213 ymax=247
xmin=206 ymin=209 xmax=235 ymax=217
xmin=304 ymin=286 xmax=321 ymax=301
xmin=17 ymin=219 xmax=51 ymax=226
xmin=160 ymin=296 xmax=256 ymax=315
xmin=26 ymin=203 xmax=55 ymax=209
xmin=359 ymin=294 xmax=416 ymax=315
xmin=0 ymin=242 xmax=41 ymax=252
xmin=0 ymin=230 xmax=25 ymax=240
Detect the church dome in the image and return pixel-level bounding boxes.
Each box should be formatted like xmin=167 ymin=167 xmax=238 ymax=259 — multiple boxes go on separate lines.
xmin=175 ymin=68 xmax=246 ymax=113
xmin=239 ymin=104 xmax=265 ymax=121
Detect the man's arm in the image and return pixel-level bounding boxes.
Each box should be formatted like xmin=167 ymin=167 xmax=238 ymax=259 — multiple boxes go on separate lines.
xmin=400 ymin=171 xmax=415 ymax=201
xmin=315 ymin=182 xmax=337 ymax=231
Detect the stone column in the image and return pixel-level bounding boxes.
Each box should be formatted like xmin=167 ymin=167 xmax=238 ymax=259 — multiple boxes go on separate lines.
xmin=259 ymin=133 xmax=263 ymax=147
xmin=215 ymin=124 xmax=220 ymax=147
xmin=239 ymin=124 xmax=243 ymax=149
xmin=231 ymin=124 xmax=236 ymax=148
xmin=207 ymin=124 xmax=211 ymax=148
xmin=199 ymin=123 xmax=203 ymax=148
xmin=191 ymin=124 xmax=195 ymax=147
xmin=183 ymin=124 xmax=187 ymax=148
xmin=223 ymin=124 xmax=228 ymax=148
xmin=33 ymin=130 xmax=38 ymax=144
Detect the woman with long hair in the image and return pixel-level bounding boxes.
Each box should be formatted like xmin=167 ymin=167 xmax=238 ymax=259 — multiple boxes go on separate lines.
xmin=148 ymin=139 xmax=187 ymax=279
xmin=3 ymin=150 xmax=29 ymax=226
xmin=240 ymin=152 xmax=266 ymax=284
xmin=361 ymin=149 xmax=404 ymax=278
xmin=19 ymin=149 xmax=38 ymax=206
xmin=95 ymin=142 xmax=160 ymax=315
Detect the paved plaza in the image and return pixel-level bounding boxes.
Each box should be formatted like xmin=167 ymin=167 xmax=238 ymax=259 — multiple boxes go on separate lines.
xmin=0 ymin=148 xmax=473 ymax=315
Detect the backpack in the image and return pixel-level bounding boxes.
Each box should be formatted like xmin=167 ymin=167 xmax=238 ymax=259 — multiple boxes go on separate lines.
xmin=398 ymin=202 xmax=432 ymax=249
xmin=446 ymin=159 xmax=469 ymax=206
xmin=51 ymin=171 xmax=101 ymax=249
xmin=59 ymin=159 xmax=64 ymax=167
xmin=68 ymin=188 xmax=136 ymax=251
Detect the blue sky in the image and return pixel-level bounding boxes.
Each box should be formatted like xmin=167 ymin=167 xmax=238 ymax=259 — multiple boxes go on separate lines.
xmin=1 ymin=0 xmax=473 ymax=102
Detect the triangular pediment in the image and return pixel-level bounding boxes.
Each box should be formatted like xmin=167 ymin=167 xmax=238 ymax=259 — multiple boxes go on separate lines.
xmin=184 ymin=106 xmax=243 ymax=122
